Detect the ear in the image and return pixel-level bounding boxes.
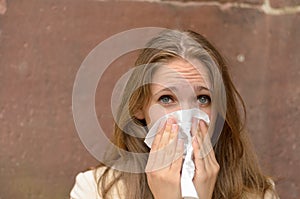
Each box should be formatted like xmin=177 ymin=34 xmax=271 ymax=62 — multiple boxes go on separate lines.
xmin=134 ymin=109 xmax=145 ymax=120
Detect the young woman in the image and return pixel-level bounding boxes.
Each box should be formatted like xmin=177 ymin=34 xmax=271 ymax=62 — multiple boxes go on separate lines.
xmin=70 ymin=29 xmax=279 ymax=199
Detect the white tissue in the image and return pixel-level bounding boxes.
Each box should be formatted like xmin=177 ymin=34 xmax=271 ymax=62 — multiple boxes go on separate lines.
xmin=144 ymin=108 xmax=210 ymax=199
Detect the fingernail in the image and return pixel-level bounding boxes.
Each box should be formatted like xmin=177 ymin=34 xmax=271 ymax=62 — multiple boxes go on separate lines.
xmin=158 ymin=120 xmax=165 ymax=130
xmin=171 ymin=124 xmax=178 ymax=132
xmin=200 ymin=119 xmax=206 ymax=128
xmin=192 ymin=136 xmax=197 ymax=144
xmin=167 ymin=117 xmax=173 ymax=124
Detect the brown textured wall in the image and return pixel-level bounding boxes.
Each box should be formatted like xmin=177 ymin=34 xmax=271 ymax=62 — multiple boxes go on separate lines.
xmin=0 ymin=0 xmax=299 ymax=198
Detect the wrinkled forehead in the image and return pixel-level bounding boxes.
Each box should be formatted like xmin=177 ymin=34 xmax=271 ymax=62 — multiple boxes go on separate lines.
xmin=151 ymin=59 xmax=211 ymax=90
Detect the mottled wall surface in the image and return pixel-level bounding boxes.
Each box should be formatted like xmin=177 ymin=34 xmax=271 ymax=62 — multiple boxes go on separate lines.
xmin=0 ymin=0 xmax=299 ymax=198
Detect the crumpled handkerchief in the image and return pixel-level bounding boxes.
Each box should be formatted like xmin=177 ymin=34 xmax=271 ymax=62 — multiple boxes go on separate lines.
xmin=144 ymin=108 xmax=210 ymax=199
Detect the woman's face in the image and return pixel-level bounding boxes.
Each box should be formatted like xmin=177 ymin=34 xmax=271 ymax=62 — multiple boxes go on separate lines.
xmin=137 ymin=58 xmax=212 ymax=127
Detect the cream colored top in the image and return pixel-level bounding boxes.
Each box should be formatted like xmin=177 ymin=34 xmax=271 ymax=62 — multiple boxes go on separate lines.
xmin=70 ymin=170 xmax=101 ymax=199
xmin=70 ymin=167 xmax=125 ymax=199
xmin=70 ymin=167 xmax=279 ymax=199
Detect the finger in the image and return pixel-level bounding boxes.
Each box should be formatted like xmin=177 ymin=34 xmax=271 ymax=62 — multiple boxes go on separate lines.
xmin=145 ymin=151 xmax=156 ymax=172
xmin=203 ymin=148 xmax=220 ymax=180
xmin=171 ymin=138 xmax=184 ymax=171
xmin=206 ymin=146 xmax=219 ymax=167
xmin=158 ymin=118 xmax=174 ymax=149
xmin=169 ymin=122 xmax=179 ymax=141
xmin=192 ymin=134 xmax=205 ymax=172
xmin=147 ymin=120 xmax=166 ymax=172
xmin=200 ymin=120 xmax=213 ymax=168
xmin=152 ymin=118 xmax=177 ymax=171
xmin=191 ymin=117 xmax=199 ymax=137
xmin=206 ymin=152 xmax=218 ymax=173
xmin=170 ymin=125 xmax=180 ymax=162
xmin=202 ymin=145 xmax=215 ymax=169
xmin=198 ymin=120 xmax=212 ymax=159
xmin=209 ymin=148 xmax=218 ymax=164
xmin=199 ymin=120 xmax=219 ymax=176
xmin=162 ymin=124 xmax=179 ymax=168
xmin=195 ymin=119 xmax=214 ymax=171
xmin=151 ymin=120 xmax=166 ymax=152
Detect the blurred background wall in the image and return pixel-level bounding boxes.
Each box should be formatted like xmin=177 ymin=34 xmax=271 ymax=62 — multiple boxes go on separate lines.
xmin=0 ymin=0 xmax=299 ymax=198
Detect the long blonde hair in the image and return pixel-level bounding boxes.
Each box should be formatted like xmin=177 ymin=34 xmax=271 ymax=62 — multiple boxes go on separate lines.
xmin=96 ymin=29 xmax=275 ymax=199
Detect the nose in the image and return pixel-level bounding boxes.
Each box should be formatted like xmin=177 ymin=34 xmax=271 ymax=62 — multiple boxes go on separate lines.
xmin=177 ymin=94 xmax=199 ymax=110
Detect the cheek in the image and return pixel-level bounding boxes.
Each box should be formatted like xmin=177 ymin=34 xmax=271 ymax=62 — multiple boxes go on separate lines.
xmin=145 ymin=104 xmax=168 ymax=126
xmin=144 ymin=103 xmax=183 ymax=127
xmin=144 ymin=100 xmax=212 ymax=126
xmin=200 ymin=107 xmax=211 ymax=120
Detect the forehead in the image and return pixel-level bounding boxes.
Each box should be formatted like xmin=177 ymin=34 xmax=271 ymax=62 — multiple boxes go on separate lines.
xmin=151 ymin=58 xmax=210 ymax=89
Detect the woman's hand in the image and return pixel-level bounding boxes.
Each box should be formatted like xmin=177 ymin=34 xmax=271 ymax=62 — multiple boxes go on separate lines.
xmin=191 ymin=119 xmax=220 ymax=199
xmin=146 ymin=118 xmax=184 ymax=199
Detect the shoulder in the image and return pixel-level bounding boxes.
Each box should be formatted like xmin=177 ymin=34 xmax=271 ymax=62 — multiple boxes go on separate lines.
xmin=70 ymin=168 xmax=103 ymax=199
xmin=243 ymin=179 xmax=279 ymax=199
xmin=70 ymin=166 xmax=125 ymax=199
xmin=264 ymin=179 xmax=280 ymax=199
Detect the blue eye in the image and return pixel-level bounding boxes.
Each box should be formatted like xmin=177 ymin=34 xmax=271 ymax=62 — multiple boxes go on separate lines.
xmin=197 ymin=95 xmax=211 ymax=106
xmin=158 ymin=95 xmax=174 ymax=104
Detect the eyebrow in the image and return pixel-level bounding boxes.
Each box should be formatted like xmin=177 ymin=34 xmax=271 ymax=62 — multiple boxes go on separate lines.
xmin=153 ymin=85 xmax=210 ymax=96
xmin=194 ymin=85 xmax=210 ymax=92
xmin=153 ymin=86 xmax=177 ymax=96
